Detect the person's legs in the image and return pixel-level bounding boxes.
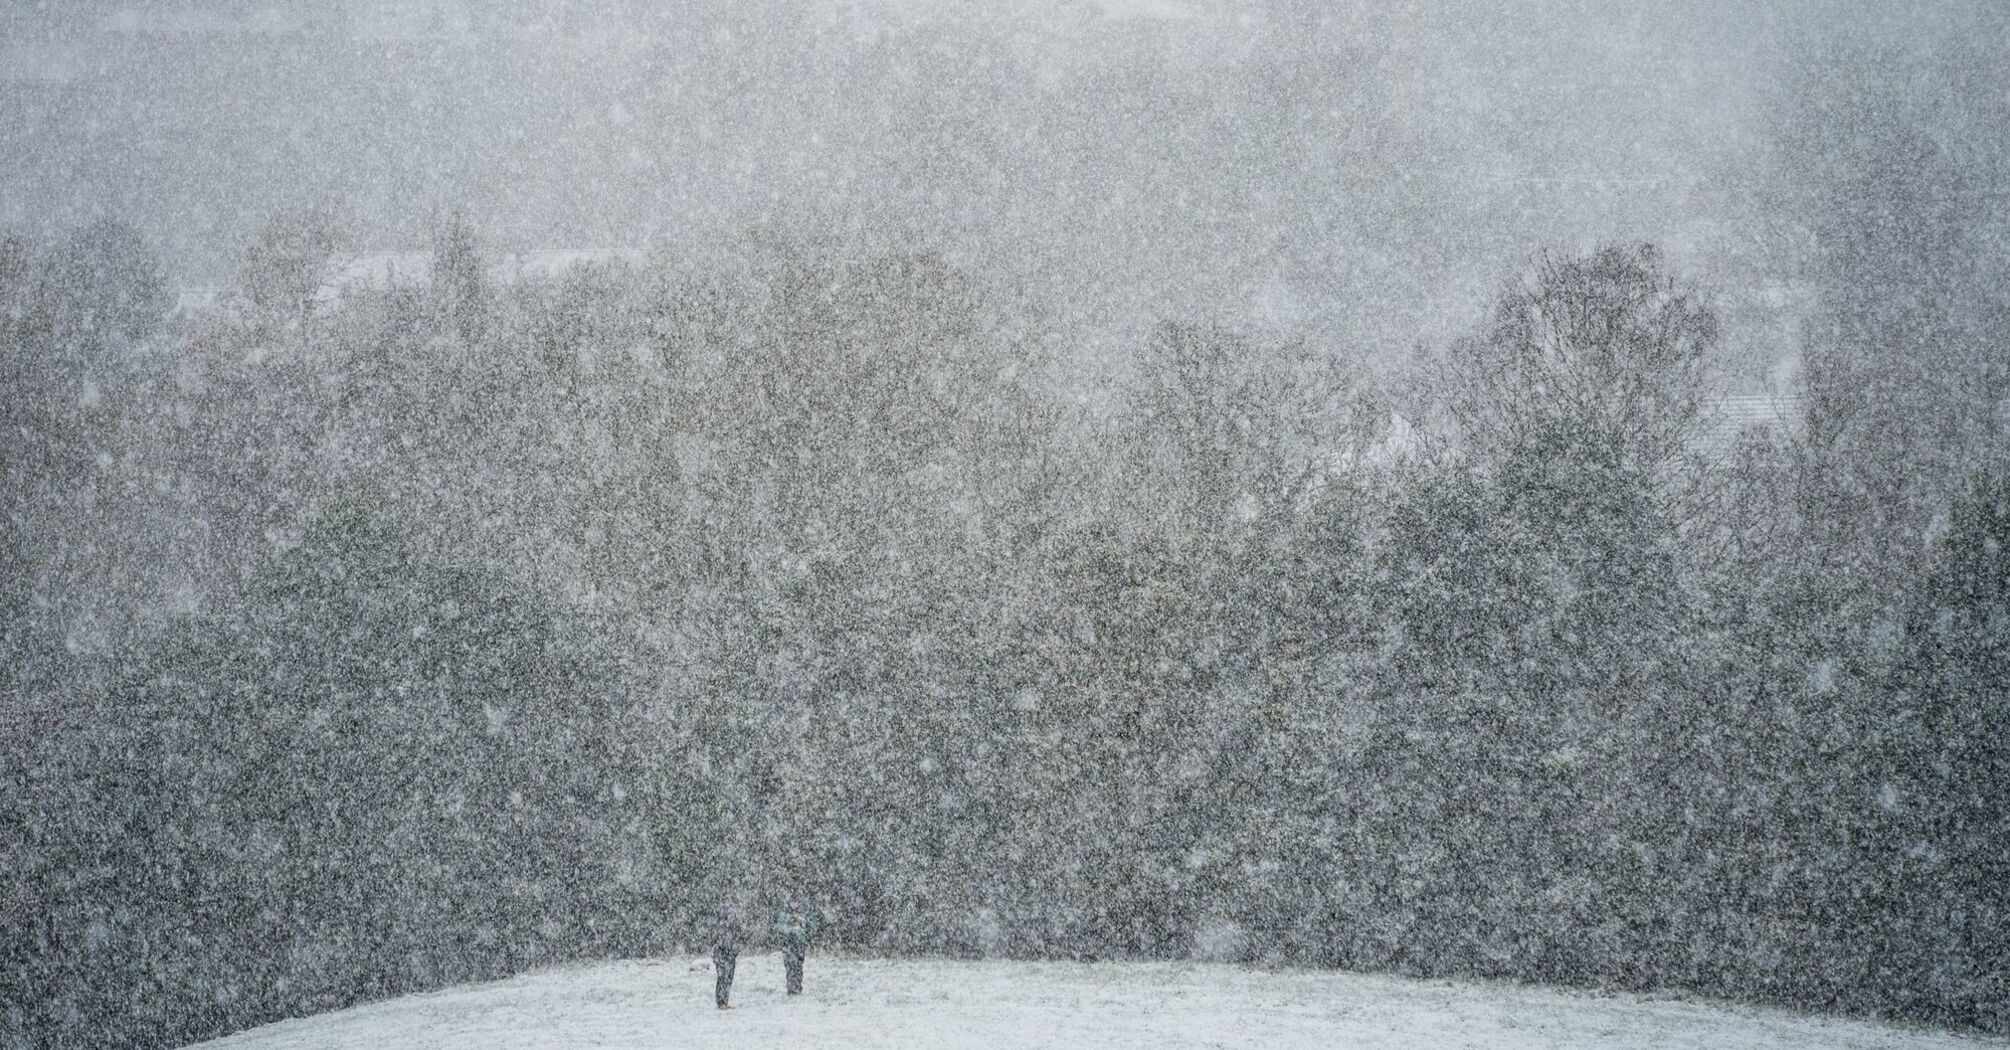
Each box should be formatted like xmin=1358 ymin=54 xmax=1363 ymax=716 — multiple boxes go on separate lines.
xmin=784 ymin=947 xmax=804 ymax=995
xmin=713 ymin=946 xmax=738 ymax=1008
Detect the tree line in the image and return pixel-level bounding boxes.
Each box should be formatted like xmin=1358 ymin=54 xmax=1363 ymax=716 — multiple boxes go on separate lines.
xmin=1 ymin=198 xmax=2003 ymax=1049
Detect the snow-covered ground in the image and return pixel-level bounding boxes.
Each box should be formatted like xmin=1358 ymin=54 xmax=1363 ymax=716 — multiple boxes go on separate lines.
xmin=188 ymin=955 xmax=1999 ymax=1050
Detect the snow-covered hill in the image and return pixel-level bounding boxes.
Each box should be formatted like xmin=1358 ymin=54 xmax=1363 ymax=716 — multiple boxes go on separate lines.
xmin=188 ymin=955 xmax=1996 ymax=1049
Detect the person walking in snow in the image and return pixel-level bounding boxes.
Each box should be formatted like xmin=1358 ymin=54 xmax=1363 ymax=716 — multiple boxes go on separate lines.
xmin=774 ymin=893 xmax=821 ymax=996
xmin=712 ymin=941 xmax=739 ymax=1010
xmin=711 ymin=896 xmax=751 ymax=1010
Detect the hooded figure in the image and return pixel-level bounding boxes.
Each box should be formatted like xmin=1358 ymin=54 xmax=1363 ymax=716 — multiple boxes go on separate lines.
xmin=773 ymin=894 xmax=821 ymax=996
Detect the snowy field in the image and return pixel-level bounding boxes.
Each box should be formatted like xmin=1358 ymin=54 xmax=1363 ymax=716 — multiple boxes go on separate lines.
xmin=187 ymin=955 xmax=2000 ymax=1050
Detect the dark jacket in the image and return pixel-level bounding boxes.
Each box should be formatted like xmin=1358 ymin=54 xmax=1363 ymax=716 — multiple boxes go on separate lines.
xmin=712 ymin=897 xmax=755 ymax=949
xmin=773 ymin=902 xmax=820 ymax=951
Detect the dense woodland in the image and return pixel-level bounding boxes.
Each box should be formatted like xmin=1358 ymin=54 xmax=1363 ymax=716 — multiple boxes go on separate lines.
xmin=5 ymin=40 xmax=2010 ymax=1050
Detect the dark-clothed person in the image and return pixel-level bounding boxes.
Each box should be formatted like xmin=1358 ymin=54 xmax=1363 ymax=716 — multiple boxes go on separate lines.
xmin=711 ymin=897 xmax=752 ymax=1009
xmin=774 ymin=896 xmax=821 ymax=996
xmin=712 ymin=943 xmax=738 ymax=1009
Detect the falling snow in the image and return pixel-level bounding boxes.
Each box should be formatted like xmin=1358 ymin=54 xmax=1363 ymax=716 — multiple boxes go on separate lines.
xmin=3 ymin=3 xmax=2008 ymax=1049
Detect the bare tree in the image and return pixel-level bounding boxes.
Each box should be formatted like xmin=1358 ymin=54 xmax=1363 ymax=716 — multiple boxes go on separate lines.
xmin=240 ymin=205 xmax=345 ymax=331
xmin=1436 ymin=243 xmax=1720 ymax=518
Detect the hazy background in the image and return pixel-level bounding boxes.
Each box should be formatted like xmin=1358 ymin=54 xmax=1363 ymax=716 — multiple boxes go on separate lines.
xmin=12 ymin=0 xmax=2003 ymax=381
